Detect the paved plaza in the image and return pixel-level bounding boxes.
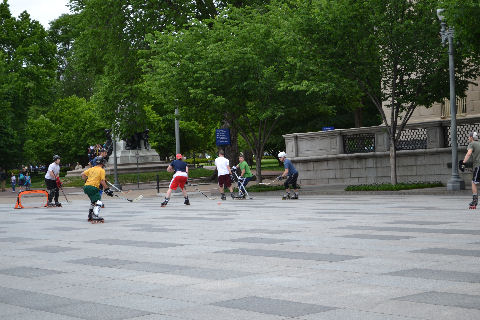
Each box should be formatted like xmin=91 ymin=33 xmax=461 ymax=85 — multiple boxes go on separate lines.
xmin=1 ymin=192 xmax=480 ymax=319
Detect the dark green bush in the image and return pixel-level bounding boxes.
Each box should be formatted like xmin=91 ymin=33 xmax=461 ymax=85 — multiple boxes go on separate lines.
xmin=345 ymin=181 xmax=443 ymax=191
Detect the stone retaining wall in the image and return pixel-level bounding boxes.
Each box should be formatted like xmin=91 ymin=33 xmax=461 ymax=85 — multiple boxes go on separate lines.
xmin=283 ymin=119 xmax=478 ymax=185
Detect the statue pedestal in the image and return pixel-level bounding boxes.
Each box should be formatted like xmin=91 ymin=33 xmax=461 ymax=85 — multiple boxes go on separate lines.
xmin=66 ymin=139 xmax=168 ymax=177
xmin=108 ymin=140 xmax=161 ymax=165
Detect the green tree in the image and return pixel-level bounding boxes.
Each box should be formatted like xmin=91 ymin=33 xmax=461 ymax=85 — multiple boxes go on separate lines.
xmin=440 ymin=0 xmax=480 ymax=58
xmin=293 ymin=0 xmax=480 ymax=184
xmin=143 ymin=4 xmax=310 ymax=181
xmin=0 ymin=0 xmax=57 ymax=167
xmin=24 ymin=96 xmax=106 ymax=165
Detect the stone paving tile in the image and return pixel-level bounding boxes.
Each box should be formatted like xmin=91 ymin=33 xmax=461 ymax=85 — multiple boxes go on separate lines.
xmin=298 ymin=308 xmax=423 ymax=320
xmin=44 ymin=227 xmax=85 ymax=231
xmin=0 ymin=287 xmax=78 ymax=312
xmin=48 ymin=302 xmax=152 ymax=320
xmin=213 ymin=296 xmax=336 ymax=317
xmin=395 ymin=291 xmax=480 ymax=310
xmin=339 ymin=234 xmax=414 ymax=240
xmin=339 ymin=225 xmax=480 ymax=235
xmin=86 ymin=239 xmax=183 ymax=248
xmin=217 ymin=248 xmax=361 ymax=261
xmin=2 ymin=310 xmax=85 ymax=320
xmin=23 ymin=246 xmax=79 ymax=253
xmin=411 ymin=248 xmax=480 ymax=257
xmin=67 ymin=257 xmax=134 ymax=267
xmin=371 ymin=300 xmax=480 ymax=320
xmin=0 ymin=237 xmax=36 ymax=243
xmin=121 ymin=262 xmax=252 ymax=280
xmin=0 ymin=267 xmax=64 ymax=278
xmin=101 ymin=293 xmax=200 ymax=314
xmin=229 ymin=237 xmax=296 ymax=244
xmin=165 ymin=305 xmax=288 ymax=320
xmin=386 ymin=268 xmax=480 ymax=283
xmin=386 ymin=220 xmax=453 ymax=225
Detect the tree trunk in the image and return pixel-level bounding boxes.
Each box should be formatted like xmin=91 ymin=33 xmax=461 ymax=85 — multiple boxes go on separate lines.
xmin=389 ymin=138 xmax=397 ymax=185
xmin=255 ymin=151 xmax=263 ymax=183
xmin=221 ymin=119 xmax=239 ymax=166
xmin=354 ymin=107 xmax=362 ymax=128
xmin=243 ymin=149 xmax=254 ymax=167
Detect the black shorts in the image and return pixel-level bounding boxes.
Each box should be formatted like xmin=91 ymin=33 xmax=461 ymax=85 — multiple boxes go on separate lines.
xmin=45 ymin=179 xmax=58 ymax=190
xmin=218 ymin=174 xmax=232 ymax=188
xmin=473 ymin=167 xmax=480 ymax=184
xmin=284 ymin=173 xmax=299 ymax=189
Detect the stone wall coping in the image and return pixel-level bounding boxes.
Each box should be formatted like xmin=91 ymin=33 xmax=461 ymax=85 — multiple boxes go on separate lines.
xmin=289 ymin=146 xmax=467 ymax=162
xmin=283 ymin=116 xmax=480 ymax=139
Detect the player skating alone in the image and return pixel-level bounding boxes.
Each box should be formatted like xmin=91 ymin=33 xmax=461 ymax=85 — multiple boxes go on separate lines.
xmin=215 ymin=150 xmax=234 ymax=200
xmin=45 ymin=155 xmax=62 ymax=207
xmin=460 ymin=132 xmax=480 ymax=209
xmin=81 ymin=157 xmax=113 ymax=223
xmin=277 ymin=152 xmax=299 ymax=200
xmin=161 ymin=154 xmax=190 ymax=207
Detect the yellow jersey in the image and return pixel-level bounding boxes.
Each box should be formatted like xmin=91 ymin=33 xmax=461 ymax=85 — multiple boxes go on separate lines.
xmin=83 ymin=166 xmax=106 ymax=188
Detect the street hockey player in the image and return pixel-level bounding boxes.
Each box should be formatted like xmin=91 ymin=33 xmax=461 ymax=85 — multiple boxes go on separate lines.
xmin=161 ymin=154 xmax=190 ymax=207
xmin=460 ymin=131 xmax=480 ymax=209
xmin=215 ymin=150 xmax=234 ymax=200
xmin=45 ymin=155 xmax=62 ymax=207
xmin=277 ymin=152 xmax=299 ymax=200
xmin=81 ymin=156 xmax=113 ymax=223
xmin=235 ymin=154 xmax=253 ymax=199
xmin=92 ymin=148 xmax=109 ymax=206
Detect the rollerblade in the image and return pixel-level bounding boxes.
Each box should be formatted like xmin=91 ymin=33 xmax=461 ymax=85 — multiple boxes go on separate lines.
xmin=184 ymin=197 xmax=190 ymax=205
xmin=469 ymin=195 xmax=478 ymax=209
xmin=161 ymin=198 xmax=169 ymax=207
xmin=88 ymin=209 xmax=104 ymax=223
xmin=282 ymin=193 xmax=290 ymax=200
xmin=55 ymin=202 xmax=62 ymax=207
xmin=221 ymin=193 xmax=226 ymax=200
xmin=230 ymin=193 xmax=235 ymax=200
xmin=291 ymin=193 xmax=299 ymax=200
xmin=46 ymin=202 xmax=56 ymax=207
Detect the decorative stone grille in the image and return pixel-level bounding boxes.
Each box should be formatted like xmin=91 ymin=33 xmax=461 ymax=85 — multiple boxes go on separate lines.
xmin=444 ymin=123 xmax=480 ymax=147
xmin=397 ymin=128 xmax=428 ymax=150
xmin=343 ymin=134 xmax=375 ymax=154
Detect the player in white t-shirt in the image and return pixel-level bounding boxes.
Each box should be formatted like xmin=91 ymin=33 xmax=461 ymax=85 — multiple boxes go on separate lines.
xmin=214 ymin=150 xmax=234 ymax=200
xmin=44 ymin=155 xmax=62 ymax=207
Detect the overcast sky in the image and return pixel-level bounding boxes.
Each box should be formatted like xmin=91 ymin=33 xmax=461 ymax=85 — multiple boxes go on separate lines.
xmin=8 ymin=0 xmax=71 ymax=29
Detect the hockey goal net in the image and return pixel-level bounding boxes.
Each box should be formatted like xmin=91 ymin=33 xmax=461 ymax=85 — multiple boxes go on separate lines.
xmin=14 ymin=190 xmax=49 ymax=209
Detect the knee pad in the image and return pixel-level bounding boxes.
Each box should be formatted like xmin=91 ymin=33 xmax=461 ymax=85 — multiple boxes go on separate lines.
xmin=93 ymin=200 xmax=103 ymax=215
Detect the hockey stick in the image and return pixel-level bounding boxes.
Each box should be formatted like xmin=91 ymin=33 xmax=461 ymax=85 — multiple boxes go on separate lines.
xmin=259 ymin=177 xmax=280 ymax=185
xmin=187 ymin=183 xmax=217 ymax=200
xmin=59 ymin=186 xmax=70 ymax=203
xmin=107 ymin=181 xmax=143 ymax=202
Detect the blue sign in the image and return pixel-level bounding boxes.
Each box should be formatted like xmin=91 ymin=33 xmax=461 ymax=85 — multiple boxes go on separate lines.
xmin=216 ymin=129 xmax=231 ymax=146
xmin=322 ymin=126 xmax=335 ymax=131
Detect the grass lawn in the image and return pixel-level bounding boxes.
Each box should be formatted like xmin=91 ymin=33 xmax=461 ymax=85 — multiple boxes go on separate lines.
xmin=251 ymin=158 xmax=284 ymax=171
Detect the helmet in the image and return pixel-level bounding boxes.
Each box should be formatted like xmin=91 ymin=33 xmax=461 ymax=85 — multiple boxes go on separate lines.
xmin=95 ymin=156 xmax=106 ymax=165
xmin=470 ymin=132 xmax=478 ymax=141
xmin=277 ymin=152 xmax=287 ymax=158
xmin=53 ymin=155 xmax=61 ymax=161
xmin=176 ymin=154 xmax=183 ymax=160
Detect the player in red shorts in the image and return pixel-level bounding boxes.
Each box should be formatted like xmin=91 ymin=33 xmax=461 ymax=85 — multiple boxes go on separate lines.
xmin=161 ymin=154 xmax=190 ymax=207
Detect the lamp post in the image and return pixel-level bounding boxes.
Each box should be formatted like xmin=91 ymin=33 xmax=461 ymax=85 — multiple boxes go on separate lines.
xmin=175 ymin=107 xmax=180 ymax=155
xmin=437 ymin=9 xmax=465 ymax=191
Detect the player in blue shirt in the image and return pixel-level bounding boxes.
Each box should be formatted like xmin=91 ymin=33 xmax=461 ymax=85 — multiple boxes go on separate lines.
xmin=277 ymin=152 xmax=299 ymax=200
xmin=161 ymin=154 xmax=190 ymax=207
